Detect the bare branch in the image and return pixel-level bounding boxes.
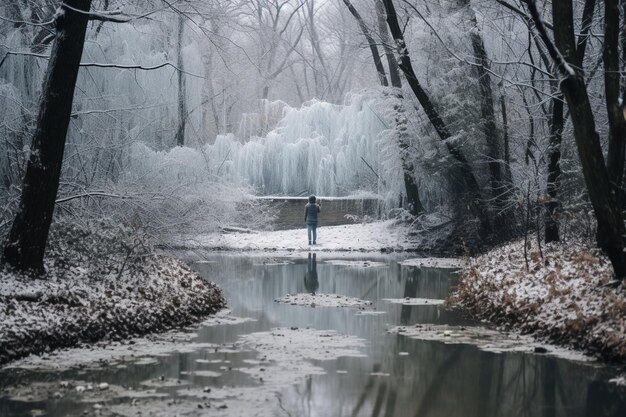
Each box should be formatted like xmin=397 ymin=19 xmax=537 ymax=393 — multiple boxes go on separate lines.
xmin=56 ymin=192 xmax=132 ymax=204
xmin=0 ymin=50 xmax=204 ymax=78
xmin=520 ymin=0 xmax=576 ymax=77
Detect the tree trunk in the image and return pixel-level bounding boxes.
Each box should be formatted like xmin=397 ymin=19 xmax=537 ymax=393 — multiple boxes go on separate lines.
xmin=382 ymin=0 xmax=490 ymax=235
xmin=2 ymin=0 xmax=92 ymax=273
xmin=342 ymin=0 xmax=388 ymax=86
xmin=544 ymin=97 xmax=564 ymax=243
xmin=543 ymin=0 xmax=595 ymax=243
xmin=562 ymin=73 xmax=626 ymax=276
xmin=375 ymin=0 xmax=402 ymax=88
xmin=500 ymin=95 xmax=513 ymax=185
xmin=462 ymin=1 xmax=507 ymax=212
xmin=342 ymin=0 xmax=423 ymax=214
xmin=174 ymin=13 xmax=186 ymax=147
xmin=526 ymin=0 xmax=626 ymax=277
xmin=604 ymin=0 xmax=626 ymax=189
xmin=393 ymin=97 xmax=424 ymax=215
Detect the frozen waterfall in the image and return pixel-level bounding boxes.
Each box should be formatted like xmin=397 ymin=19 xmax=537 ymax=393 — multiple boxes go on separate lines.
xmin=127 ymin=89 xmax=408 ymax=207
xmin=205 ymin=90 xmax=405 ymax=199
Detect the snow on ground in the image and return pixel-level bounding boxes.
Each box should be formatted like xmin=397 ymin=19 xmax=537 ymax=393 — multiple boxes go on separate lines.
xmin=400 ymin=257 xmax=465 ymax=269
xmin=382 ymin=297 xmax=445 ymax=306
xmin=5 ymin=310 xmax=254 ymax=371
xmin=450 ymin=238 xmax=626 ymax=362
xmin=274 ymin=293 xmax=373 ymax=308
xmin=6 ymin=327 xmax=220 ymax=371
xmin=388 ymin=324 xmax=593 ymax=362
xmin=179 ymin=220 xmax=417 ymax=252
xmin=0 ymin=222 xmax=225 ymax=366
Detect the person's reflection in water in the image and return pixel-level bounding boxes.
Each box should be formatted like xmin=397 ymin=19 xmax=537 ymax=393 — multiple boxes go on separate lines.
xmin=304 ymin=253 xmax=319 ymax=295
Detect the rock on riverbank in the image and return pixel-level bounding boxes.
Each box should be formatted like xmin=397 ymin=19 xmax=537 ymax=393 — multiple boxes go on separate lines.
xmin=0 ymin=222 xmax=225 ymax=366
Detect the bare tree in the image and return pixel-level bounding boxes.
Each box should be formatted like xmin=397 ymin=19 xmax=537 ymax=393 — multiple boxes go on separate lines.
xmin=375 ymin=0 xmax=401 ymax=88
xmin=341 ymin=0 xmax=423 ymax=215
xmin=458 ymin=0 xmax=508 ymax=215
xmin=239 ymin=0 xmax=304 ymax=100
xmin=544 ymin=0 xmax=595 ymax=243
xmin=383 ymin=0 xmax=490 ymax=234
xmin=2 ymin=0 xmax=93 ymax=272
xmin=174 ymin=12 xmax=187 ymax=147
xmin=341 ymin=0 xmax=388 ymax=86
xmin=523 ymin=0 xmax=626 ymax=278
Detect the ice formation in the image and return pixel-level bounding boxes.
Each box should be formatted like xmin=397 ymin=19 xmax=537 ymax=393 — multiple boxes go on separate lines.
xmin=204 ymin=90 xmax=406 ymax=199
xmin=124 ymin=89 xmax=411 ymax=208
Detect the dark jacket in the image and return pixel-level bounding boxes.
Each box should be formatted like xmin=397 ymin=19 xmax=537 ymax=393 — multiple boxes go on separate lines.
xmin=304 ymin=203 xmax=321 ymax=225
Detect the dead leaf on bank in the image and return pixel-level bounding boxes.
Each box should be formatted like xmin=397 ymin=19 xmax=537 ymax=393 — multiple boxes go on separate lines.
xmin=573 ymin=250 xmax=599 ymax=265
xmin=469 ymin=267 xmax=480 ymax=280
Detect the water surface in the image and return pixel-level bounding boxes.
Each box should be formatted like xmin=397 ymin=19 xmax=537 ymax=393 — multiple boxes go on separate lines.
xmin=1 ymin=253 xmax=624 ymax=417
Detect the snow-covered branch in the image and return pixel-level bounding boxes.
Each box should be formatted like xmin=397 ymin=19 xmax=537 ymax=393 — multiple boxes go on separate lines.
xmin=495 ymin=0 xmax=553 ymax=30
xmin=79 ymin=61 xmax=204 ymax=78
xmin=520 ymin=0 xmax=576 ymax=77
xmin=62 ymin=4 xmax=131 ymax=23
xmin=0 ymin=15 xmax=54 ymax=27
xmin=61 ymin=3 xmax=162 ymax=24
xmin=55 ymin=192 xmax=131 ymax=204
xmin=0 ymin=50 xmax=203 ymax=78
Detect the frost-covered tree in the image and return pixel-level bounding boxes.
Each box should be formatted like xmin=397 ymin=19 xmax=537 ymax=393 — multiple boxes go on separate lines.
xmin=523 ymin=0 xmax=626 ymax=278
xmin=383 ymin=0 xmax=491 ymax=235
xmin=2 ymin=0 xmax=93 ymax=272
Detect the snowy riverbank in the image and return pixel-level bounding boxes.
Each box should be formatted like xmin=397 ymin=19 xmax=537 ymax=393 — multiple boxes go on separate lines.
xmin=176 ymin=220 xmax=428 ymax=253
xmin=450 ymin=238 xmax=626 ymax=363
xmin=0 ymin=223 xmax=225 ymax=366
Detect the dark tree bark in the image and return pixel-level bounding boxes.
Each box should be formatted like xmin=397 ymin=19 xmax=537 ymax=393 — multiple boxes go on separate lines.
xmin=382 ymin=0 xmax=490 ymax=235
xmin=500 ymin=95 xmax=513 ymax=185
xmin=2 ymin=0 xmax=92 ymax=273
xmin=544 ymin=0 xmax=595 ymax=243
xmin=524 ymin=0 xmax=626 ymax=278
xmin=604 ymin=0 xmax=626 ymax=188
xmin=497 ymin=0 xmax=593 ymax=243
xmin=393 ymin=97 xmax=424 ymax=215
xmin=342 ymin=0 xmax=423 ymax=214
xmin=375 ymin=1 xmax=421 ymax=213
xmin=472 ymin=32 xmax=502 ymax=202
xmin=460 ymin=0 xmax=509 ymax=214
xmin=342 ymin=0 xmax=388 ymax=86
xmin=174 ymin=13 xmax=187 ymax=147
xmin=544 ymin=97 xmax=564 ymax=243
xmin=375 ymin=0 xmax=402 ymax=88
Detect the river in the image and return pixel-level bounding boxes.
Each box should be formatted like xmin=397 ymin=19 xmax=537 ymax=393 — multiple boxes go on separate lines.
xmin=0 ymin=252 xmax=624 ymax=416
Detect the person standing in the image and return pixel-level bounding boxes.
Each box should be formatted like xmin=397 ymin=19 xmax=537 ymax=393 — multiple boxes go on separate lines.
xmin=304 ymin=195 xmax=321 ymax=245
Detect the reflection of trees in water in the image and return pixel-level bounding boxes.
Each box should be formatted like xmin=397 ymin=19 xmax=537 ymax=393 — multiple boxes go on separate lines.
xmin=192 ymin=256 xmax=624 ymax=417
xmin=400 ymin=267 xmax=419 ymax=325
xmin=334 ymin=343 xmax=622 ymax=417
xmin=286 ymin=374 xmax=314 ymax=417
xmin=585 ymin=379 xmax=626 ymax=416
xmin=349 ymin=364 xmax=380 ymax=416
xmin=410 ymin=348 xmax=464 ymax=417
